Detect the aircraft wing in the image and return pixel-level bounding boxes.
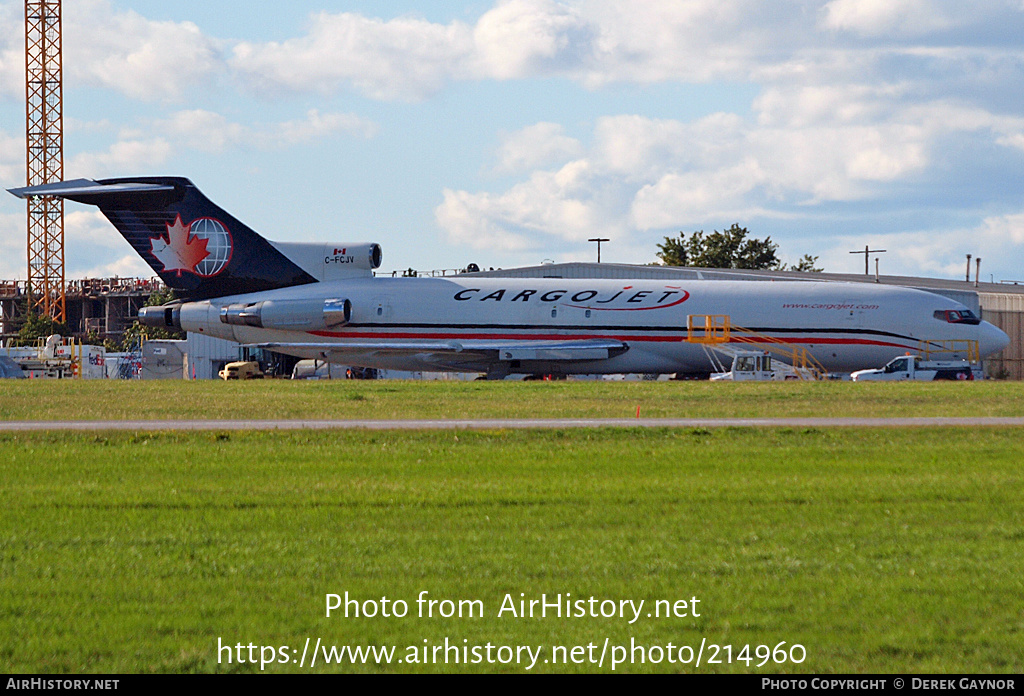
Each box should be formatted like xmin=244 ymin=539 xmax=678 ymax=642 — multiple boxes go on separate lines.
xmin=252 ymin=338 xmax=628 ymax=370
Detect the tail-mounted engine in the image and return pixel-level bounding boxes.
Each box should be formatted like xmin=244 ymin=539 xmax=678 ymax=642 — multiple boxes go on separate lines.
xmin=270 ymin=242 xmax=382 ymax=281
xmin=138 ymin=303 xmax=182 ymax=329
xmin=138 ymin=298 xmax=353 ymax=331
xmin=218 ymin=298 xmax=352 ymax=330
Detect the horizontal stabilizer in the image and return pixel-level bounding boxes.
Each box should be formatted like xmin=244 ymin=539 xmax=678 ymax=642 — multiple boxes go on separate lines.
xmin=8 ymin=179 xmax=176 ymax=200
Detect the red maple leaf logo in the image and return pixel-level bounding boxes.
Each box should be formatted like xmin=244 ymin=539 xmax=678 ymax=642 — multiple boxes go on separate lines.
xmin=149 ymin=215 xmax=211 ymax=276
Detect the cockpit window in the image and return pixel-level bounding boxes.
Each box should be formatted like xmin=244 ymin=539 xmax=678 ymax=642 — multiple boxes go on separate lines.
xmin=933 ymin=309 xmax=981 ymax=325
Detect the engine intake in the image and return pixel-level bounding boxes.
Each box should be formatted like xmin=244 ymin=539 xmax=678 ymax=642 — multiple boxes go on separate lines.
xmin=139 ymin=304 xmax=181 ymax=329
xmin=219 ymin=298 xmax=352 ymax=330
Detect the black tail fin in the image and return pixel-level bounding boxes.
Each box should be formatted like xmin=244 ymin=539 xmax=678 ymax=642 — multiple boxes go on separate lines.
xmin=8 ymin=177 xmax=316 ymax=300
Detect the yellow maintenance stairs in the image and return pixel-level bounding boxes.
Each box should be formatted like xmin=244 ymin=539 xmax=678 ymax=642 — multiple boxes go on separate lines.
xmin=685 ymin=315 xmax=981 ymax=380
xmin=685 ymin=314 xmax=827 ymax=380
xmin=914 ymin=339 xmax=980 ymax=364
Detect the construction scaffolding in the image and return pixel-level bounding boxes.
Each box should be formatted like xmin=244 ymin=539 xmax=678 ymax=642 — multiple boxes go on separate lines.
xmin=24 ymin=0 xmax=66 ymax=323
xmin=0 ymin=277 xmax=163 ymax=343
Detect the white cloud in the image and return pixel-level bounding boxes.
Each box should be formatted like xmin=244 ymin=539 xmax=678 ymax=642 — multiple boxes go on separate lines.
xmin=5 ymin=0 xmax=1021 ymax=106
xmin=997 ymin=133 xmax=1024 ymax=152
xmin=66 ymin=138 xmax=173 ymax=179
xmin=746 ymin=124 xmax=929 ymax=203
xmin=978 ymin=212 xmax=1024 ymax=247
xmin=64 ymin=210 xmax=128 ymax=250
xmin=472 ymin=0 xmax=589 ymax=80
xmin=157 ymin=110 xmax=248 ymax=153
xmin=0 ymin=197 xmax=153 ymax=282
xmin=439 ymin=160 xmax=611 ymax=249
xmin=591 ymin=113 xmax=744 ymax=181
xmin=155 ymin=108 xmax=379 ymax=152
xmin=274 ymin=109 xmax=379 ymax=145
xmin=64 ymin=0 xmax=222 ymax=101
xmin=821 ymin=0 xmax=954 ymax=37
xmin=816 ymin=211 xmax=1024 ymax=280
xmin=0 ymin=2 xmax=21 ymax=99
xmin=228 ymin=0 xmax=793 ymax=98
xmin=75 ymin=254 xmax=152 ymax=280
xmin=63 ymin=210 xmax=152 ymax=278
xmin=437 ymin=84 xmax=1024 ymax=266
xmin=221 ymin=0 xmax=1024 ymax=103
xmin=748 ymin=88 xmax=1024 ymax=201
xmin=436 ymin=189 xmax=534 ymax=252
xmin=231 ymin=11 xmax=475 ymax=100
xmin=64 ymin=118 xmax=118 ymax=136
xmin=570 ymin=0 xmax=792 ymax=86
xmin=493 ymin=122 xmax=583 ymax=174
xmin=0 ymin=0 xmax=221 ymax=102
xmin=631 ymin=160 xmax=768 ymax=229
xmin=438 ymin=111 xmax=892 ymax=252
xmin=59 ymin=109 xmax=379 ymax=180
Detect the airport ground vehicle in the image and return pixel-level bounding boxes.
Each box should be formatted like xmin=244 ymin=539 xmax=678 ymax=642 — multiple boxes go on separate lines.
xmin=709 ymin=350 xmax=815 ymax=381
xmin=218 ymin=361 xmax=263 ymax=380
xmin=851 ymin=355 xmax=976 ymax=381
xmin=9 ymin=177 xmax=1010 ymax=378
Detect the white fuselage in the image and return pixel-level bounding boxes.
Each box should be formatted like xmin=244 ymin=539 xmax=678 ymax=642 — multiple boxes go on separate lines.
xmin=177 ymin=276 xmax=1010 ymax=375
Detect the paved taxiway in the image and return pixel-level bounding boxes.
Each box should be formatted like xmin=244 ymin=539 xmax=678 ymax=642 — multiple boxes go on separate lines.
xmin=2 ymin=417 xmax=1023 ymax=431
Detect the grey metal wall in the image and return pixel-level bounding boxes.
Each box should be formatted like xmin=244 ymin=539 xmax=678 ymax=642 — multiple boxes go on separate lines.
xmin=185 ymin=332 xmax=241 ymax=380
xmin=980 ymin=293 xmax=1024 ymax=380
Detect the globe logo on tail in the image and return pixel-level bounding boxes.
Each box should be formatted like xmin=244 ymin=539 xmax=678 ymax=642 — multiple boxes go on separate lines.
xmin=149 ymin=215 xmax=233 ymax=277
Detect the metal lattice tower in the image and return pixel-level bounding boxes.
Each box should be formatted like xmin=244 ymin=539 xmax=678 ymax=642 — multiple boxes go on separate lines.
xmin=25 ymin=0 xmax=65 ymax=323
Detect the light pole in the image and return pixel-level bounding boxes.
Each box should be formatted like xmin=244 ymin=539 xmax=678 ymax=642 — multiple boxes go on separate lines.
xmin=588 ymin=238 xmax=610 ymax=263
xmin=849 ymin=245 xmax=886 ymax=276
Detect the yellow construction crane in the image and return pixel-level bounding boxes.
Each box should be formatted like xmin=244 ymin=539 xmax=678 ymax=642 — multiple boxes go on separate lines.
xmin=24 ymin=0 xmax=65 ymax=323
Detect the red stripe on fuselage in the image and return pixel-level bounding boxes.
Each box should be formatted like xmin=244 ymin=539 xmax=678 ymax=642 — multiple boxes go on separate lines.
xmin=308 ymin=329 xmax=912 ymax=349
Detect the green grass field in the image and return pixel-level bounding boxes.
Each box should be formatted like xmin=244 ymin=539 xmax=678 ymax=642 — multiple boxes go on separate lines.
xmin=2 ymin=379 xmax=1024 ymax=420
xmin=2 ymin=424 xmax=1022 ymax=673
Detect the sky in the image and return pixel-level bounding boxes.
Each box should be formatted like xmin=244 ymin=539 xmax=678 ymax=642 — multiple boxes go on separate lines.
xmin=1 ymin=0 xmax=1023 ymax=282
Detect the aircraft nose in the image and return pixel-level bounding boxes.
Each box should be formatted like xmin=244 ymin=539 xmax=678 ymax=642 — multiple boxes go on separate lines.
xmin=979 ymin=321 xmax=1010 ymax=358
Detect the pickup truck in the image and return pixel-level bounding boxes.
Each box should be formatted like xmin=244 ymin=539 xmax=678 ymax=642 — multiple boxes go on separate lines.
xmin=851 ymin=355 xmax=976 ymax=382
xmin=709 ymin=350 xmax=815 ymax=381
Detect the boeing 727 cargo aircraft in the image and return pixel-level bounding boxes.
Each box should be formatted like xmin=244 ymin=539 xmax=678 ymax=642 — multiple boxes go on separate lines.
xmin=9 ymin=177 xmax=1010 ymax=377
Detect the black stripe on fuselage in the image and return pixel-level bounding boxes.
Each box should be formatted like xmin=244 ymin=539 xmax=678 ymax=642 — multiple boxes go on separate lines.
xmin=334 ymin=322 xmax=917 ymax=341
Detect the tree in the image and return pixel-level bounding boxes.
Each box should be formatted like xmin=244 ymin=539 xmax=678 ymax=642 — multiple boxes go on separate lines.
xmin=654 ymin=234 xmax=689 ymax=268
xmin=657 ymin=224 xmax=822 ymax=272
xmin=657 ymin=224 xmax=783 ymax=269
xmin=790 ymin=254 xmax=823 ymax=273
xmin=82 ymin=330 xmax=121 ymax=352
xmin=16 ymin=311 xmax=71 ymax=346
